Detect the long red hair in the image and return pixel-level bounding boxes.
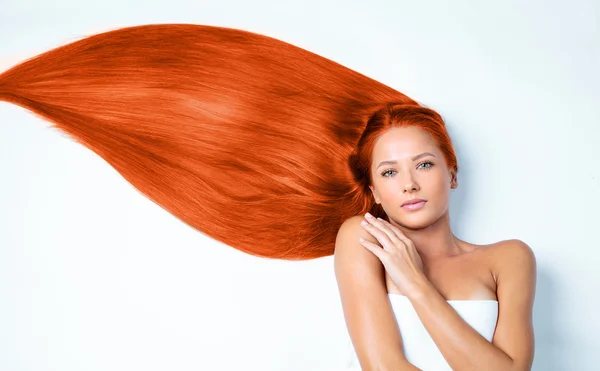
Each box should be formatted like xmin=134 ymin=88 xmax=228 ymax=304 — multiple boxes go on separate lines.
xmin=0 ymin=23 xmax=457 ymax=260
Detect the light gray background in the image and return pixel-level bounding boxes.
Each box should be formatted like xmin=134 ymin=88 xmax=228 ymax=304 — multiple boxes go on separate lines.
xmin=0 ymin=0 xmax=598 ymax=370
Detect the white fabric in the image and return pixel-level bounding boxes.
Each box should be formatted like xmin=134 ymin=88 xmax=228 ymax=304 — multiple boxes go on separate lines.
xmin=341 ymin=293 xmax=499 ymax=370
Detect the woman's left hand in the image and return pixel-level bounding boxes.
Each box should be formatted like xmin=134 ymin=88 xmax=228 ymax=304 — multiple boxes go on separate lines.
xmin=359 ymin=212 xmax=427 ymax=297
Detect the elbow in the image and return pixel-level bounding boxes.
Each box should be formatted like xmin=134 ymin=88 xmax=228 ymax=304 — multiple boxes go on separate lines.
xmin=360 ymin=360 xmax=415 ymax=371
xmin=376 ymin=360 xmax=420 ymax=371
xmin=508 ymin=359 xmax=532 ymax=371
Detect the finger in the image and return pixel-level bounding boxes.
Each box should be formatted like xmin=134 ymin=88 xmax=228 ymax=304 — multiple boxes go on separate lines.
xmin=361 ymin=219 xmax=394 ymax=250
xmin=365 ymin=214 xmax=403 ymax=245
xmin=377 ymin=217 xmax=413 ymax=247
xmin=360 ymin=237 xmax=390 ymax=259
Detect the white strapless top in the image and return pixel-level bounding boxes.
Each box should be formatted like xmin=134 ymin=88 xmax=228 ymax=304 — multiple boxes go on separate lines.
xmin=342 ymin=293 xmax=499 ymax=371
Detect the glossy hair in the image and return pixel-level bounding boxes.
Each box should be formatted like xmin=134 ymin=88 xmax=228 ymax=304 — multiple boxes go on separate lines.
xmin=0 ymin=23 xmax=457 ymax=260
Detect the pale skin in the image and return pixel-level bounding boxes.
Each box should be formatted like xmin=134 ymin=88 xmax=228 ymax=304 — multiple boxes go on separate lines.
xmin=334 ymin=126 xmax=536 ymax=370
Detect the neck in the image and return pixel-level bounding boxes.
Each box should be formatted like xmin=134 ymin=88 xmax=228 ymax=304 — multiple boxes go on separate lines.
xmin=387 ymin=211 xmax=464 ymax=263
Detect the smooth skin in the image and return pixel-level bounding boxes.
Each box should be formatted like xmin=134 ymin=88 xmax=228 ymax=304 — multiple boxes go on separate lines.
xmin=334 ymin=126 xmax=536 ymax=371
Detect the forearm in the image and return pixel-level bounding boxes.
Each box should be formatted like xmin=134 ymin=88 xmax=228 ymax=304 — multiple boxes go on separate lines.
xmin=407 ymin=278 xmax=514 ymax=371
xmin=373 ymin=360 xmax=421 ymax=371
xmin=402 ymin=363 xmax=422 ymax=371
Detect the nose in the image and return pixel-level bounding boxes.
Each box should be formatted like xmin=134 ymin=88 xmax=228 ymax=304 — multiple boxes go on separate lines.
xmin=403 ymin=172 xmax=420 ymax=193
xmin=403 ymin=182 xmax=419 ymax=193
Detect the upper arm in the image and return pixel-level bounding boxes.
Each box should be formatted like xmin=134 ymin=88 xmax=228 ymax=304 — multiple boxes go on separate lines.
xmin=492 ymin=239 xmax=537 ymax=371
xmin=334 ymin=215 xmax=410 ymax=370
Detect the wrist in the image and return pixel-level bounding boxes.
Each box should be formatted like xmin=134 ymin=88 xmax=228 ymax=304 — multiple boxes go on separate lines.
xmin=406 ymin=273 xmax=432 ymax=300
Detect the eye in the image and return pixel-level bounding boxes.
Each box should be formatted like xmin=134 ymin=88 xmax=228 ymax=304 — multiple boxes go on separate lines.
xmin=380 ymin=161 xmax=434 ymax=178
xmin=381 ymin=169 xmax=396 ymax=177
xmin=418 ymin=161 xmax=434 ymax=170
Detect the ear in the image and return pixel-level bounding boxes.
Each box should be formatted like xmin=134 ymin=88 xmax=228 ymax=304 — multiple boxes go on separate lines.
xmin=369 ymin=185 xmax=381 ymax=204
xmin=450 ymin=169 xmax=458 ymax=189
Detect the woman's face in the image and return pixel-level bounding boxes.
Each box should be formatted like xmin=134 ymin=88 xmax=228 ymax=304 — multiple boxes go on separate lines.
xmin=368 ymin=126 xmax=457 ymax=229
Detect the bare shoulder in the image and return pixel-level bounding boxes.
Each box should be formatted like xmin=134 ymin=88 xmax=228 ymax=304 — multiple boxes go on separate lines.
xmin=484 ymin=239 xmax=536 ymax=268
xmin=334 ymin=215 xmax=391 ymax=296
xmin=333 ymin=215 xmax=384 ymax=304
xmin=485 ymin=239 xmax=537 ymax=369
xmin=333 ymin=215 xmax=411 ymax=369
xmin=497 ymin=239 xmax=537 ymax=280
xmin=334 ymin=215 xmax=379 ymax=255
xmin=477 ymin=239 xmax=537 ymax=289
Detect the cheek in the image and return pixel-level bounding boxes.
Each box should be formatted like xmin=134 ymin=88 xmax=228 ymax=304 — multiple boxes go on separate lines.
xmin=432 ymin=180 xmax=452 ymax=206
xmin=420 ymin=174 xmax=450 ymax=203
xmin=378 ymin=182 xmax=402 ymax=201
xmin=432 ymin=179 xmax=451 ymax=197
xmin=434 ymin=175 xmax=449 ymax=190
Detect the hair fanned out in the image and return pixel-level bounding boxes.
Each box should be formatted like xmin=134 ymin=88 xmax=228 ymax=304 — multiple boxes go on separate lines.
xmin=0 ymin=23 xmax=420 ymax=260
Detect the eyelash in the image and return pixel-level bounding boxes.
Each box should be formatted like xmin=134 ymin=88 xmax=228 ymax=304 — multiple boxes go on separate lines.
xmin=381 ymin=161 xmax=435 ymax=177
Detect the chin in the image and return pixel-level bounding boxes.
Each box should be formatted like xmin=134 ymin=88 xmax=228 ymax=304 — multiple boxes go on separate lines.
xmin=400 ymin=219 xmax=435 ymax=231
xmin=388 ymin=214 xmax=433 ymax=230
xmin=392 ymin=208 xmax=444 ymax=230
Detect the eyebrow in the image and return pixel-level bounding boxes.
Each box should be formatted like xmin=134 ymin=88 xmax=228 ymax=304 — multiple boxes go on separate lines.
xmin=376 ymin=152 xmax=437 ymax=169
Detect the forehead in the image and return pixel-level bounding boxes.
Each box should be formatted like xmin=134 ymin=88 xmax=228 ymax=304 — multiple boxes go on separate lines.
xmin=372 ymin=126 xmax=439 ymax=160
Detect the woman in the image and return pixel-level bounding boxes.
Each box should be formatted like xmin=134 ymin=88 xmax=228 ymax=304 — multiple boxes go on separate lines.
xmin=335 ymin=111 xmax=536 ymax=370
xmin=0 ymin=23 xmax=536 ymax=370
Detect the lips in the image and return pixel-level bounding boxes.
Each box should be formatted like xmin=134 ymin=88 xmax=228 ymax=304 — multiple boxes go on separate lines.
xmin=401 ymin=198 xmax=426 ymax=207
xmin=401 ymin=198 xmax=427 ymax=211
